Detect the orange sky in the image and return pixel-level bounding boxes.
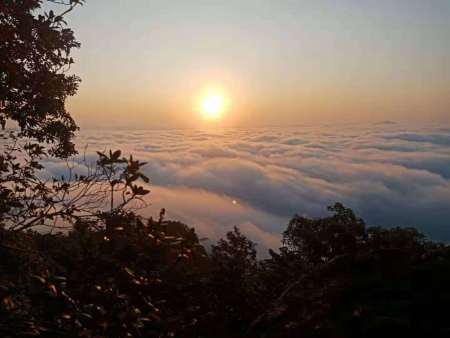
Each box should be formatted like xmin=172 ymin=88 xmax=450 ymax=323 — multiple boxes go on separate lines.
xmin=61 ymin=0 xmax=450 ymax=129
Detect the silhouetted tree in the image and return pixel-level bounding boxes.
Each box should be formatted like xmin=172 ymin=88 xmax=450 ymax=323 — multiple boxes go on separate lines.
xmin=249 ymin=205 xmax=450 ymax=338
xmin=283 ymin=203 xmax=366 ymax=264
xmin=209 ymin=227 xmax=262 ymax=334
xmin=0 ymin=146 xmax=150 ymax=232
xmin=0 ymin=0 xmax=84 ymax=157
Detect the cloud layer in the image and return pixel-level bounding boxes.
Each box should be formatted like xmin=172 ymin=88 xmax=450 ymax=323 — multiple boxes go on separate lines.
xmin=43 ymin=123 xmax=450 ymax=252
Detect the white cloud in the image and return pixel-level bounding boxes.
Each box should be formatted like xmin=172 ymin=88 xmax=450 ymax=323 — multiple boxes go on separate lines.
xmin=41 ymin=123 xmax=450 ymax=249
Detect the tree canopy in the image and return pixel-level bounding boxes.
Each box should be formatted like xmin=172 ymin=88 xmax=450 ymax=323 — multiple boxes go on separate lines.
xmin=0 ymin=0 xmax=83 ymax=157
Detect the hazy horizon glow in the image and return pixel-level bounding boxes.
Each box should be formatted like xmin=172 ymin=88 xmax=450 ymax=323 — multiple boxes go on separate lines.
xmin=59 ymin=0 xmax=450 ymax=128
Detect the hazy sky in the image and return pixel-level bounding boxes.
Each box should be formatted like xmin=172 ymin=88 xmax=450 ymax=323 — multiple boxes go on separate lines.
xmin=62 ymin=0 xmax=450 ymax=128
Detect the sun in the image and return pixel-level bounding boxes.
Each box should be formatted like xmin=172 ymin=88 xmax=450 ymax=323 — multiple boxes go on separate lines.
xmin=200 ymin=90 xmax=227 ymax=120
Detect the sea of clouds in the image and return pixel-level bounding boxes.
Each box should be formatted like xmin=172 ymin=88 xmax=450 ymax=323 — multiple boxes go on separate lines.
xmin=42 ymin=122 xmax=450 ymax=253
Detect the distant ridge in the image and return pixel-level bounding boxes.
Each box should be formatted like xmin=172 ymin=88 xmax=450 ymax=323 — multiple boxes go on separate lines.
xmin=374 ymin=120 xmax=397 ymax=125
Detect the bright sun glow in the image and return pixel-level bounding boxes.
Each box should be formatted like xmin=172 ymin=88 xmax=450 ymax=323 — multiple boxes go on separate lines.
xmin=201 ymin=91 xmax=226 ymax=120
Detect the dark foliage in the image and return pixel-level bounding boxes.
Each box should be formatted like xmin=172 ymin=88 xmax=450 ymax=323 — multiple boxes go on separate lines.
xmin=1 ymin=204 xmax=450 ymax=338
xmin=0 ymin=213 xmax=209 ymax=337
xmin=248 ymin=204 xmax=450 ymax=338
xmin=0 ymin=0 xmax=83 ymax=157
xmin=0 ymin=143 xmax=151 ymax=232
xmin=210 ymin=227 xmax=260 ymax=334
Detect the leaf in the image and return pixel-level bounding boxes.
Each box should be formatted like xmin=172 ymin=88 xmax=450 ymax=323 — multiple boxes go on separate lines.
xmin=52 ymin=275 xmax=67 ymax=282
xmin=48 ymin=284 xmax=58 ymax=296
xmin=31 ymin=275 xmax=46 ymax=284
xmin=112 ymin=150 xmax=121 ymax=160
xmin=80 ymin=312 xmax=93 ymax=321
xmin=124 ymin=267 xmax=135 ymax=277
xmin=2 ymin=296 xmax=15 ymax=310
xmin=140 ymin=174 xmax=150 ymax=183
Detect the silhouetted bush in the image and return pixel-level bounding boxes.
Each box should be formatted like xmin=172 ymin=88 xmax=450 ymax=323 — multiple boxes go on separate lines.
xmin=1 ymin=203 xmax=450 ymax=337
xmin=247 ymin=204 xmax=450 ymax=338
